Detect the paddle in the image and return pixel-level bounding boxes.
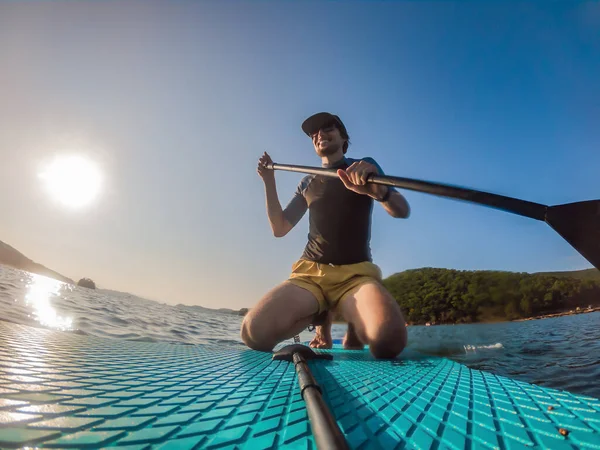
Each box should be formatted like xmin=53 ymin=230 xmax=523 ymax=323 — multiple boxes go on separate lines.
xmin=273 ymin=344 xmax=349 ymax=450
xmin=266 ymin=162 xmax=600 ymax=271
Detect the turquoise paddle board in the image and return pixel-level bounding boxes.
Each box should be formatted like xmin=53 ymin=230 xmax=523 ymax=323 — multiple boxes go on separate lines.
xmin=0 ymin=321 xmax=598 ymax=449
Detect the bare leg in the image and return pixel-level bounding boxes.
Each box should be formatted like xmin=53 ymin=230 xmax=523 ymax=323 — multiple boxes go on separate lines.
xmin=241 ymin=281 xmax=319 ymax=352
xmin=342 ymin=323 xmax=364 ymax=350
xmin=340 ymin=281 xmax=407 ymax=359
xmin=309 ymin=312 xmax=333 ymax=349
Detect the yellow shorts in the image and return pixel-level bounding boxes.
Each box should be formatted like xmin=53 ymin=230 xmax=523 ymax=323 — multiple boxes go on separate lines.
xmin=287 ymin=259 xmax=383 ymax=314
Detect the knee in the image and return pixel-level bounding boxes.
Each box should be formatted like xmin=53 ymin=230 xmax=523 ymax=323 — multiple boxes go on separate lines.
xmin=240 ymin=316 xmax=274 ymax=352
xmin=368 ymin=323 xmax=407 ymax=359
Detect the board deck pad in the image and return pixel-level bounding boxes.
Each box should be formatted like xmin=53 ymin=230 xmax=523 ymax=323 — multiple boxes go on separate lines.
xmin=0 ymin=321 xmax=599 ymax=449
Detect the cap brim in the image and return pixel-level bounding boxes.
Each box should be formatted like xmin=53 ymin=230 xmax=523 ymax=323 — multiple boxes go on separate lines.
xmin=301 ymin=112 xmax=339 ymax=136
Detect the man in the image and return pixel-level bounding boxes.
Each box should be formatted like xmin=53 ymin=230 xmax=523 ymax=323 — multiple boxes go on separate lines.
xmin=241 ymin=112 xmax=410 ymax=359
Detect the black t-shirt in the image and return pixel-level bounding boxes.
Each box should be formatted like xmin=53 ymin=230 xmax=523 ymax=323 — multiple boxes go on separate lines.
xmin=282 ymin=156 xmax=394 ymax=265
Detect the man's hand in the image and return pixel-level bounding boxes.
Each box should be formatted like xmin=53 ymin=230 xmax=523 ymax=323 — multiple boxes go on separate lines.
xmin=257 ymin=152 xmax=275 ymax=182
xmin=337 ymin=160 xmax=388 ymax=200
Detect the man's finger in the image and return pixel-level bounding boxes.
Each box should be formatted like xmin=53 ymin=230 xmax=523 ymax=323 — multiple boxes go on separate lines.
xmin=337 ymin=169 xmax=354 ymax=189
xmin=353 ymin=169 xmax=365 ymax=185
xmin=359 ymin=170 xmax=369 ymax=185
xmin=351 ymin=170 xmax=363 ymax=185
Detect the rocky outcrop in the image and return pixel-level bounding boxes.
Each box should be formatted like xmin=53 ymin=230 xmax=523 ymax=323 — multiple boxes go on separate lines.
xmin=77 ymin=278 xmax=96 ymax=289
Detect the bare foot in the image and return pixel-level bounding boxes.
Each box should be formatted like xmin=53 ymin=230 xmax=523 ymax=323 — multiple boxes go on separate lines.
xmin=343 ymin=323 xmax=364 ymax=350
xmin=309 ymin=326 xmax=333 ymax=349
xmin=309 ymin=312 xmax=332 ymax=349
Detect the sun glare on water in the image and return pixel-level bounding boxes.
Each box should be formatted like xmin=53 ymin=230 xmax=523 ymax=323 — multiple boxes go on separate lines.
xmin=39 ymin=155 xmax=102 ymax=208
xmin=25 ymin=275 xmax=73 ymax=331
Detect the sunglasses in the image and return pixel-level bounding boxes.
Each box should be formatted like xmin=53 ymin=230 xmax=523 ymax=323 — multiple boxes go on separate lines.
xmin=310 ymin=123 xmax=338 ymax=139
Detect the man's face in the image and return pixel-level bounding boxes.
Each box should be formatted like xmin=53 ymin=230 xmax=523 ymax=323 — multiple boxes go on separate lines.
xmin=311 ymin=123 xmax=344 ymax=156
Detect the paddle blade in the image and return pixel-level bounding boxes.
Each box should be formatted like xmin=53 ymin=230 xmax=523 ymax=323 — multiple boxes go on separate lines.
xmin=545 ymin=200 xmax=600 ymax=270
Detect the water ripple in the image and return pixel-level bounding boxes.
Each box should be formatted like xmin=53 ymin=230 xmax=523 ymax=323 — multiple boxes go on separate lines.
xmin=1 ymin=264 xmax=599 ymax=399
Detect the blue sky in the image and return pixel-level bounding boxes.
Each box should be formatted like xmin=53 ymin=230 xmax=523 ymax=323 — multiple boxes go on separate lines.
xmin=0 ymin=2 xmax=598 ymax=309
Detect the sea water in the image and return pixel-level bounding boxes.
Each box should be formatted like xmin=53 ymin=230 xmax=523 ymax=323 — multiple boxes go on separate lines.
xmin=1 ymin=265 xmax=598 ymax=399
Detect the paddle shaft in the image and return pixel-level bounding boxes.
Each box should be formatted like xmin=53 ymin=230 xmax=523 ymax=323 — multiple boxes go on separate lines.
xmin=268 ymin=163 xmax=547 ymax=221
xmin=293 ymin=352 xmax=349 ymax=450
xmin=267 ymin=161 xmax=600 ymax=270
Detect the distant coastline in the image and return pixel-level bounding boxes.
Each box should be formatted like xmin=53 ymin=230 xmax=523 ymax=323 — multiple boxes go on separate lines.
xmin=0 ymin=240 xmax=73 ymax=284
xmin=176 ymin=304 xmax=249 ymax=317
xmin=407 ymin=304 xmax=600 ymax=326
xmin=0 ymin=238 xmax=249 ymax=316
xmin=513 ymin=305 xmax=600 ymax=322
xmin=332 ymin=306 xmax=600 ymax=326
xmin=2 ymin=237 xmax=598 ymax=323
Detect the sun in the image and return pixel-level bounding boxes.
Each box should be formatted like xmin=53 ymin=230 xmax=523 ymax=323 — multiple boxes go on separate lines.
xmin=39 ymin=155 xmax=102 ymax=208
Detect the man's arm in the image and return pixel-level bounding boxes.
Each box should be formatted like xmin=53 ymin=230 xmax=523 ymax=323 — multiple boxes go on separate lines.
xmin=258 ymin=152 xmax=306 ymax=238
xmin=263 ymin=177 xmax=295 ymax=237
xmin=363 ymin=157 xmax=410 ymax=218
xmin=338 ymin=157 xmax=410 ymax=219
xmin=375 ymin=187 xmax=410 ymax=219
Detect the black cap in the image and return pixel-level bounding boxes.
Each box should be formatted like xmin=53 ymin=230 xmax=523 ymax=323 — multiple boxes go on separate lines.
xmin=301 ymin=112 xmax=348 ymax=138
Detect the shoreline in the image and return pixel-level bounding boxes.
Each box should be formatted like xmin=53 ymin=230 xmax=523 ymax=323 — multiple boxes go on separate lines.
xmin=331 ymin=306 xmax=600 ymax=327
xmin=512 ymin=306 xmax=600 ymax=322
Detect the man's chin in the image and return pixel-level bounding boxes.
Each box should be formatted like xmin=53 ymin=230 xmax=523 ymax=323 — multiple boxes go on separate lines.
xmin=316 ymin=146 xmax=340 ymax=157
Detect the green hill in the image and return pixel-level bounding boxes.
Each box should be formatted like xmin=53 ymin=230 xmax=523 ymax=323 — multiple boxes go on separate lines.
xmin=535 ymin=268 xmax=600 ymax=282
xmin=379 ymin=267 xmax=600 ymax=325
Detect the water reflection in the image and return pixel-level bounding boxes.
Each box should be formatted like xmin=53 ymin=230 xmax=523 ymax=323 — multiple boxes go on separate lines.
xmin=24 ymin=274 xmax=73 ymax=330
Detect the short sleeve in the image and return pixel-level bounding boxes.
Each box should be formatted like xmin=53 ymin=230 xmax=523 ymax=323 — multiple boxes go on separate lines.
xmin=282 ymin=176 xmax=310 ymax=227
